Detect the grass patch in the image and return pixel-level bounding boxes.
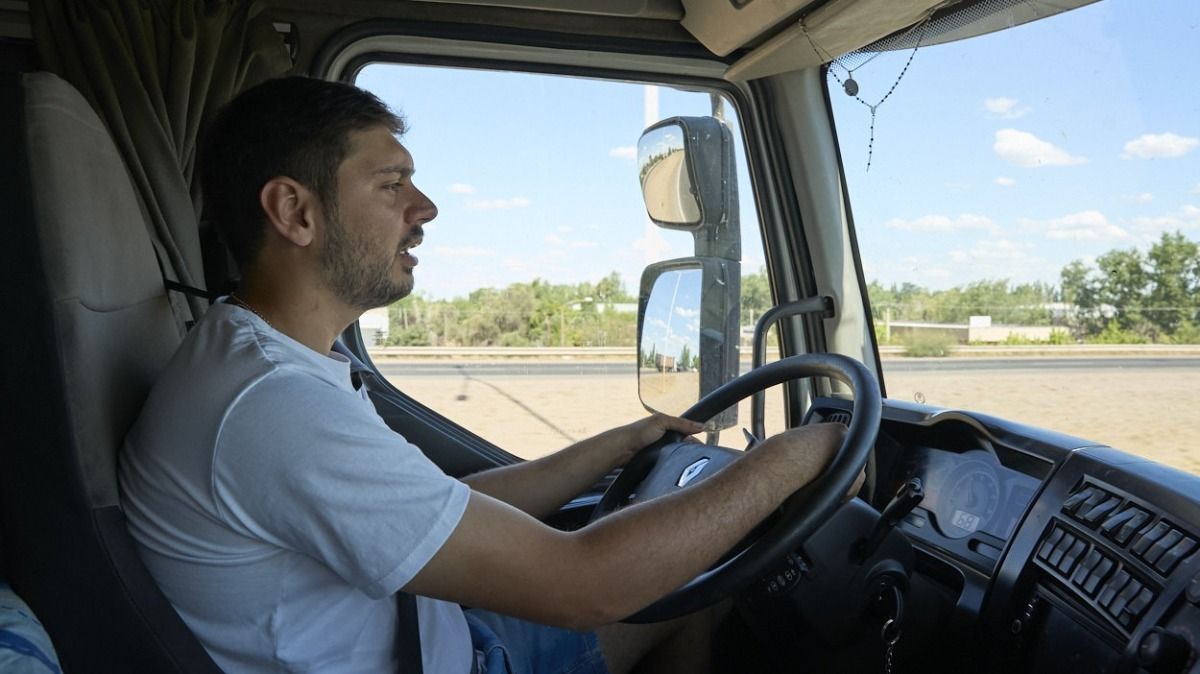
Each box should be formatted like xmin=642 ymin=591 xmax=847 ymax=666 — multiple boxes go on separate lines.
xmin=901 ymin=332 xmax=955 ymax=357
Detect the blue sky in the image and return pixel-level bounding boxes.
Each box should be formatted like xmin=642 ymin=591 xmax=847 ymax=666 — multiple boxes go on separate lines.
xmin=834 ymin=0 xmax=1199 ymax=290
xmin=356 ymin=0 xmax=1198 ymax=299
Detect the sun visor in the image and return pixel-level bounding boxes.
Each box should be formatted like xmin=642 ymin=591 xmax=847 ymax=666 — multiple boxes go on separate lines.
xmin=720 ymin=0 xmax=1101 ymax=81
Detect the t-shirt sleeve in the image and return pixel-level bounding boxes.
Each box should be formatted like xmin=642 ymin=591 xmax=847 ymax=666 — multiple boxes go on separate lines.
xmin=209 ymin=371 xmax=470 ymax=599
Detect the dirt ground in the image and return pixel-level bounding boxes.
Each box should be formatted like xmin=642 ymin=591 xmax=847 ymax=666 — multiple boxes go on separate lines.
xmin=384 ymin=361 xmax=1200 ymax=476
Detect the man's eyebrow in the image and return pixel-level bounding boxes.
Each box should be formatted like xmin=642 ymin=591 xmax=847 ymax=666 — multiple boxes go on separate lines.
xmin=372 ymin=165 xmax=415 ymax=178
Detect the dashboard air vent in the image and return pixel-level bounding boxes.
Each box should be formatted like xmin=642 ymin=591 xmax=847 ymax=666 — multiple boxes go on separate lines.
xmin=824 ymin=411 xmax=851 ymax=426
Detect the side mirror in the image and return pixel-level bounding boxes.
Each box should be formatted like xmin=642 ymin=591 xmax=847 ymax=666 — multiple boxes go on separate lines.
xmin=637 ymin=258 xmax=740 ymax=430
xmin=638 ymin=116 xmax=736 ymax=239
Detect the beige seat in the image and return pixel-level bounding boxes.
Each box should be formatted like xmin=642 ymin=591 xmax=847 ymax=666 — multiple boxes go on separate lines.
xmin=0 ymin=71 xmax=221 ymax=672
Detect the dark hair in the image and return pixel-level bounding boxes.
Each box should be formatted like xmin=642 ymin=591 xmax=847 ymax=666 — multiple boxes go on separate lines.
xmin=199 ymin=77 xmax=404 ymax=269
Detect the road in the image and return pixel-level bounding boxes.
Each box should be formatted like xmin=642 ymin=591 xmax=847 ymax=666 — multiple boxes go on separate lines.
xmin=374 ymin=357 xmax=1200 ymax=378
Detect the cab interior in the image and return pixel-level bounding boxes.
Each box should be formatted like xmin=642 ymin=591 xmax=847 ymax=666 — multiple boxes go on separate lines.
xmin=2 ymin=0 xmax=1198 ymax=672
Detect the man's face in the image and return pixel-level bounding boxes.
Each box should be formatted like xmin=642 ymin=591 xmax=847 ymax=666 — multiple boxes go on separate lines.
xmin=318 ymin=125 xmax=437 ymax=309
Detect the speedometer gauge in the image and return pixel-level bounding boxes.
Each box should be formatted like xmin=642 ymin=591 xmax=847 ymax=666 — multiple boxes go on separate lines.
xmin=938 ymin=461 xmax=1001 ymax=539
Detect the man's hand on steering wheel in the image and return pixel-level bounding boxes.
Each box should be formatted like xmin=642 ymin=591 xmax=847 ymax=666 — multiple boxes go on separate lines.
xmin=613 ymin=414 xmax=705 ymax=464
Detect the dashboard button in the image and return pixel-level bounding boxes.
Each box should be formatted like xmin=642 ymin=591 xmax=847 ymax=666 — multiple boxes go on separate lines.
xmin=1099 ymin=568 xmax=1132 ymax=608
xmin=1113 ymin=509 xmax=1152 ymax=545
xmin=1101 ymin=506 xmax=1139 ymax=534
xmin=1081 ymin=496 xmax=1122 ymax=525
xmin=1072 ymin=549 xmax=1104 ymax=585
xmin=1154 ymin=537 xmax=1197 ymax=575
xmin=1108 ymin=578 xmax=1144 ymax=620
xmin=1048 ymin=532 xmax=1077 ymax=568
xmin=1188 ymin=573 xmax=1200 ymax=604
xmin=1079 ymin=488 xmax=1109 ymax=514
xmin=1063 ymin=486 xmax=1098 ymax=513
xmin=1083 ymin=556 xmax=1115 ymax=596
xmin=1143 ymin=529 xmax=1184 ymax=566
xmin=1124 ymin=586 xmax=1155 ymax=621
xmin=1038 ymin=527 xmax=1065 ymax=561
xmin=1058 ymin=539 xmax=1089 ymax=575
xmin=1131 ymin=521 xmax=1172 ymax=556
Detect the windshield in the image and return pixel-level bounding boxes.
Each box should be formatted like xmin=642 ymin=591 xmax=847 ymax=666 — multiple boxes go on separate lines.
xmin=831 ymin=0 xmax=1200 ymax=474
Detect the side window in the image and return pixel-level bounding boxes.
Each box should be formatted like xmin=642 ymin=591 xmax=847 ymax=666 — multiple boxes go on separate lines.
xmin=355 ymin=64 xmax=778 ymax=459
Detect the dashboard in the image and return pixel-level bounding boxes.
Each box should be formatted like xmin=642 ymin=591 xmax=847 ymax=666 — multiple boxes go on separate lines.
xmin=798 ymin=398 xmax=1200 ymax=674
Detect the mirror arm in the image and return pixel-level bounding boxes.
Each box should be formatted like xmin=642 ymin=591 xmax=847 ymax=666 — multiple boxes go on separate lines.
xmin=750 ymin=296 xmax=836 ymax=440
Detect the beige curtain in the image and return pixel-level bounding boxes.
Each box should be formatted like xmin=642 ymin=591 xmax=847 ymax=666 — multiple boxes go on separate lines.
xmin=31 ymin=0 xmax=291 ymax=328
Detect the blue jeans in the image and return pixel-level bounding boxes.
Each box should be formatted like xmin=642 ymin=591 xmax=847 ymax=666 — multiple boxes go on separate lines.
xmin=465 ymin=609 xmax=608 ymax=674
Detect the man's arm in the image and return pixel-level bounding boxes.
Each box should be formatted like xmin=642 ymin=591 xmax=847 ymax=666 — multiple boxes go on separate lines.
xmin=462 ymin=414 xmax=703 ymax=519
xmin=405 ymin=423 xmax=846 ymax=631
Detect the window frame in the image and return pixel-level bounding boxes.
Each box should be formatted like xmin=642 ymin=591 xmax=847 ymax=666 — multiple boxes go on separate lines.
xmin=318 ymin=23 xmax=826 ymax=464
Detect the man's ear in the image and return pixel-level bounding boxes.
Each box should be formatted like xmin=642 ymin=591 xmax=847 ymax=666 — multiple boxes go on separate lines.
xmin=259 ymin=177 xmax=320 ymax=247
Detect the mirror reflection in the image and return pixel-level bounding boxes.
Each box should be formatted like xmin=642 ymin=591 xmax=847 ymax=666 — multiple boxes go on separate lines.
xmin=638 ymin=123 xmax=701 ymax=225
xmin=639 ymin=268 xmax=702 ymax=416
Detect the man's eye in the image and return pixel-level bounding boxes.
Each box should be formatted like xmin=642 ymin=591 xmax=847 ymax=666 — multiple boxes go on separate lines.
xmin=387 ymin=182 xmax=404 ymax=191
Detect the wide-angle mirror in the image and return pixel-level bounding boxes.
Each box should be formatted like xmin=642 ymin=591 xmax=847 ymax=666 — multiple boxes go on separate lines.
xmin=637 ymin=116 xmax=736 ymax=240
xmin=638 ymin=122 xmax=700 ymax=226
xmin=638 ymin=258 xmax=739 ymax=430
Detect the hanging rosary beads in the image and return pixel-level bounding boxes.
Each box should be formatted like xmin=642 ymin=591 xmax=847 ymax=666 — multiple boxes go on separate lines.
xmin=802 ymin=19 xmax=929 ymax=172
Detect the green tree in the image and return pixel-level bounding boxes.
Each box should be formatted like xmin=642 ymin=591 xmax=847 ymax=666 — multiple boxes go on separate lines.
xmin=741 ymin=267 xmax=772 ymax=325
xmin=1095 ymin=248 xmax=1149 ymax=333
xmin=1146 ymin=232 xmax=1200 ymax=336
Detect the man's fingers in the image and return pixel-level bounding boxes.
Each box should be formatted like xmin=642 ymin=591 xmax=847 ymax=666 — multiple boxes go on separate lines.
xmin=846 ymin=468 xmax=867 ymax=501
xmin=653 ymin=413 xmax=705 ymax=436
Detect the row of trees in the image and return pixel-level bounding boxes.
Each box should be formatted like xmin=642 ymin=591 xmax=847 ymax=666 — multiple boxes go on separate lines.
xmin=867 ymin=232 xmax=1200 ymax=344
xmin=383 ymin=231 xmax=1200 ymax=347
xmin=385 ymin=272 xmax=637 ymax=347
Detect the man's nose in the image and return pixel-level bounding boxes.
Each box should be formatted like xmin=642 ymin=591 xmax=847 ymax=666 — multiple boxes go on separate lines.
xmin=415 ymin=188 xmax=438 ymax=224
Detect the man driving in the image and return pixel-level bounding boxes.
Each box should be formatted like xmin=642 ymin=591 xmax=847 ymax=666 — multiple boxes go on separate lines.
xmin=119 ymin=76 xmax=846 ymax=673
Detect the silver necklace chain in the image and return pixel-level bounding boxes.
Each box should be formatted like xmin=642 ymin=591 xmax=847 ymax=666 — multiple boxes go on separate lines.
xmin=229 ymin=294 xmax=275 ymax=331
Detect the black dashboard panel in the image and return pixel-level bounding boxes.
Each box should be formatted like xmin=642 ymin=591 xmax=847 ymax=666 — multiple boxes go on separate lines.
xmin=986 ymin=447 xmax=1200 ymax=674
xmin=807 ymin=397 xmax=1200 ymax=674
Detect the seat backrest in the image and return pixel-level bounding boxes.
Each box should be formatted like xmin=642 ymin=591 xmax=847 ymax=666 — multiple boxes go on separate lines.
xmin=0 ymin=71 xmax=221 ymax=673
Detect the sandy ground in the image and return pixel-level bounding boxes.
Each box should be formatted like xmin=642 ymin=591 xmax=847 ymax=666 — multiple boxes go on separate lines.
xmin=384 ymin=361 xmax=1200 ymax=476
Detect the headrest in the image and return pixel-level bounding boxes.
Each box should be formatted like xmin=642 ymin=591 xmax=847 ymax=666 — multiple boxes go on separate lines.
xmin=22 ymin=71 xmax=167 ymax=312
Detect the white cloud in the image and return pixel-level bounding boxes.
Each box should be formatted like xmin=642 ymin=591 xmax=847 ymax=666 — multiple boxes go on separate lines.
xmin=502 ymin=257 xmax=529 ymax=272
xmin=994 ymin=129 xmax=1086 ymax=167
xmin=545 ymin=233 xmax=597 ymax=249
xmin=944 ymin=239 xmax=1047 ymax=282
xmin=632 ymin=224 xmax=674 ymax=263
xmin=431 ymin=245 xmax=495 ymax=258
xmin=885 ymin=213 xmax=997 ymax=233
xmin=1122 ymin=192 xmax=1154 ymax=204
xmin=609 ymin=146 xmax=637 ymax=159
xmin=984 ymin=97 xmax=1029 ymax=119
xmin=1019 ymin=210 xmax=1129 ymax=241
xmin=557 ymin=225 xmax=573 ymax=233
xmin=1121 ymin=133 xmax=1199 ymax=160
xmin=467 ymin=196 xmax=532 ymax=210
xmin=674 ymin=307 xmax=700 ymax=318
xmin=994 ymin=176 xmax=1016 ymax=187
xmin=1130 ymin=205 xmax=1200 ymax=234
xmin=1192 ymin=183 xmax=1200 ymax=195
xmin=448 ymin=183 xmax=476 ymax=194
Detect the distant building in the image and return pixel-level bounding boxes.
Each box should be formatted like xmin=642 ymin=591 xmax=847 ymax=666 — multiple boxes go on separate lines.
xmin=359 ymin=307 xmax=390 ymax=345
xmin=884 ymin=317 xmax=1058 ymax=344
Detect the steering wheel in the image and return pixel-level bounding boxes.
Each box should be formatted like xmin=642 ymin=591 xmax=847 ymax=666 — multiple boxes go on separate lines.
xmin=591 ymin=353 xmax=881 ymax=623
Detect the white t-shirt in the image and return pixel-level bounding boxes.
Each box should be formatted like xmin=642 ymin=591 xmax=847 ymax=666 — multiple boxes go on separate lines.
xmin=119 ymin=301 xmax=473 ymax=673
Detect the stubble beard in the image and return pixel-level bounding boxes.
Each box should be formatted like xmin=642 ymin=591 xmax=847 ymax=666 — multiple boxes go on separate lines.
xmin=320 ymin=201 xmax=416 ymax=310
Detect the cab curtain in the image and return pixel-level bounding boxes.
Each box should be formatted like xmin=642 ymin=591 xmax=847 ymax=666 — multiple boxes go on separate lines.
xmin=30 ymin=0 xmax=291 ymax=329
